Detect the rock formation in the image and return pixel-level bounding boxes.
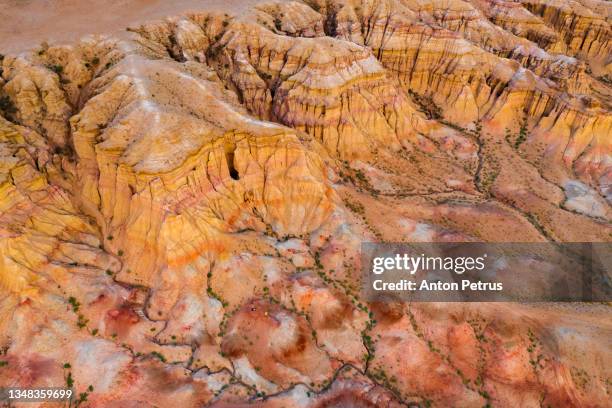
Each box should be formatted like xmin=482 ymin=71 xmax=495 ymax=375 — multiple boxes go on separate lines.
xmin=0 ymin=0 xmax=610 ymax=407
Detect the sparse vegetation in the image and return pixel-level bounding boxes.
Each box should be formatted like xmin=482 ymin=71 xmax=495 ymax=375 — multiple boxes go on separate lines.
xmin=514 ymin=113 xmax=529 ymax=148
xmin=571 ymin=366 xmax=591 ymax=390
xmin=598 ymin=74 xmax=612 ymax=86
xmin=68 ymin=296 xmax=80 ymax=312
xmin=274 ymin=17 xmax=282 ymax=31
xmin=48 ymin=64 xmax=64 ymax=75
xmin=527 ymin=328 xmax=545 ymax=371
xmin=0 ymin=2 xmax=606 ymax=406
xmin=0 ymin=95 xmax=17 ymax=117
xmin=63 ymin=362 xmax=94 ymax=407
xmin=151 ymin=351 xmax=167 ymax=363
xmin=408 ymin=90 xmax=442 ymax=120
xmin=343 ymin=196 xmax=365 ymax=215
xmin=480 ymin=167 xmax=499 ymax=193
xmin=77 ymin=314 xmax=89 ymax=329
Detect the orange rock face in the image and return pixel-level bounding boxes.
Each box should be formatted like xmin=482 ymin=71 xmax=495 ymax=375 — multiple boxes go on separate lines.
xmin=0 ymin=0 xmax=610 ymax=407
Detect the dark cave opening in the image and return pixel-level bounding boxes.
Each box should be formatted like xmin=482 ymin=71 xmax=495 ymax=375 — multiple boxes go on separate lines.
xmin=226 ymin=151 xmax=240 ymax=180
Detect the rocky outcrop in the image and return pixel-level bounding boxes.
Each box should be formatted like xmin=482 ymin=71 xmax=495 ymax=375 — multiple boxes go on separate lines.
xmin=520 ymin=0 xmax=611 ymax=63
xmin=126 ymin=0 xmax=611 ymax=185
xmin=0 ymin=0 xmax=610 ymax=407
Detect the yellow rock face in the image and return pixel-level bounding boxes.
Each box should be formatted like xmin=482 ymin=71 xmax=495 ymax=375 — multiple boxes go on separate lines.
xmin=0 ymin=0 xmax=610 ymax=407
xmin=67 ymin=51 xmax=335 ymax=286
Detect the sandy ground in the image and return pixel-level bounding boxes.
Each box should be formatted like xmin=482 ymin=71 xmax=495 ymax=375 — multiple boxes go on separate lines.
xmin=0 ymin=0 xmax=265 ymax=54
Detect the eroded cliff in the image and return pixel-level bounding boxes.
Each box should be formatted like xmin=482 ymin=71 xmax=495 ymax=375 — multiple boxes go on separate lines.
xmin=0 ymin=0 xmax=611 ymax=407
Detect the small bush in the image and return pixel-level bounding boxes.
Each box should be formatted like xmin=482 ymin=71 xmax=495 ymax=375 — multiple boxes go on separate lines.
xmin=515 ymin=114 xmax=529 ymax=148
xmin=408 ymin=90 xmax=442 ymax=120
xmin=49 ymin=64 xmax=63 ymax=74
xmin=0 ymin=96 xmax=17 ymax=116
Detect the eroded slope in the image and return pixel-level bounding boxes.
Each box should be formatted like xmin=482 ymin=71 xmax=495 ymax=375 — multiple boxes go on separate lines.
xmin=0 ymin=1 xmax=611 ymax=407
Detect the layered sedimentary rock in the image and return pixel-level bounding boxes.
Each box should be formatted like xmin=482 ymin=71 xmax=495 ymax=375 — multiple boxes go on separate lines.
xmin=0 ymin=0 xmax=611 ymax=407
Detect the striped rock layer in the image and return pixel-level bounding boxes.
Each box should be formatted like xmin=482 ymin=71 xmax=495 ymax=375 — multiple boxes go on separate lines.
xmin=0 ymin=1 xmax=610 ymax=407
